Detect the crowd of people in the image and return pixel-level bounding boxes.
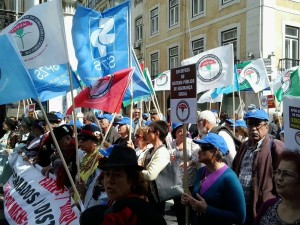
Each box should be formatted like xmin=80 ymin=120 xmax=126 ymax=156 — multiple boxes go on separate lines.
xmin=0 ymin=104 xmax=298 ymax=225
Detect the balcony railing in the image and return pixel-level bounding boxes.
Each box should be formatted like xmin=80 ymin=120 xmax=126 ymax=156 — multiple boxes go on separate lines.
xmin=278 ymin=58 xmax=300 ymax=72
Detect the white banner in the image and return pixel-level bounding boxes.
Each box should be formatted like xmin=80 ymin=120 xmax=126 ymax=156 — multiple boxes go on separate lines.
xmin=3 ymin=155 xmax=79 ymax=225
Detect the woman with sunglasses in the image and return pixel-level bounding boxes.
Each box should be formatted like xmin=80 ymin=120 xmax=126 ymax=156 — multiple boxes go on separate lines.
xmin=181 ymin=133 xmax=246 ymax=225
xmin=254 ymin=150 xmax=300 ymax=225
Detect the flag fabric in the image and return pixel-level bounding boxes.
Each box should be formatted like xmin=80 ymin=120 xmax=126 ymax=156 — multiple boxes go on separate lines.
xmin=271 ymin=66 xmax=298 ymax=94
xmin=236 ymin=61 xmax=252 ymax=91
xmin=211 ymin=65 xmax=239 ymax=99
xmin=0 ymin=34 xmax=38 ymax=104
xmin=1 ymin=0 xmax=68 ymax=69
xmin=66 ymin=68 xmax=134 ymax=114
xmin=239 ymin=58 xmax=270 ymax=93
xmin=275 ymin=67 xmax=300 ymax=102
xmin=72 ymin=1 xmax=130 ymax=86
xmin=143 ymin=68 xmax=155 ymax=95
xmin=198 ymin=89 xmax=223 ymax=104
xmin=27 ymin=64 xmax=81 ymax=102
xmin=181 ymin=45 xmax=234 ymax=93
xmin=154 ymin=70 xmax=171 ymax=91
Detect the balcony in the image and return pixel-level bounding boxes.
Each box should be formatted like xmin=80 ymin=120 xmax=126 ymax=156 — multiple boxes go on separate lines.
xmin=278 ymin=58 xmax=300 ymax=72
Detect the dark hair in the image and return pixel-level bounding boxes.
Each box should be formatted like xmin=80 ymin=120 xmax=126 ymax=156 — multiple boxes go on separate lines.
xmin=149 ymin=120 xmax=169 ymax=141
xmin=125 ymin=168 xmax=148 ymax=196
xmin=278 ymin=150 xmax=300 ymax=179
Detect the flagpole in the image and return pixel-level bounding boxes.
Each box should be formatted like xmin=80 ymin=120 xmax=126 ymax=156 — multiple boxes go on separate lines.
xmin=36 ymin=97 xmax=85 ymax=211
xmin=257 ymin=92 xmax=262 ymax=109
xmin=17 ymin=101 xmax=21 ymax=120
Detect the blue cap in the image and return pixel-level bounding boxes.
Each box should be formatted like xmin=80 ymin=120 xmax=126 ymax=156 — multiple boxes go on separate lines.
xmin=99 ymin=145 xmax=114 ymax=158
xmin=67 ymin=120 xmax=83 ymax=129
xmin=244 ymin=109 xmax=268 ymax=121
xmin=233 ymin=120 xmax=247 ymax=128
xmin=171 ymin=122 xmax=183 ymax=131
xmin=225 ymin=118 xmax=233 ymax=125
xmin=142 ymin=113 xmax=149 ymax=118
xmin=193 ymin=133 xmax=229 ymax=155
xmin=144 ymin=120 xmax=151 ymax=126
xmin=116 ymin=117 xmax=131 ymax=126
xmin=98 ymin=113 xmax=112 ymax=122
xmin=54 ymin=112 xmax=63 ymax=120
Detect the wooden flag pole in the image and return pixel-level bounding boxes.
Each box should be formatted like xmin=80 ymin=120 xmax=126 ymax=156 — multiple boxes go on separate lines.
xmin=182 ymin=124 xmax=189 ymax=225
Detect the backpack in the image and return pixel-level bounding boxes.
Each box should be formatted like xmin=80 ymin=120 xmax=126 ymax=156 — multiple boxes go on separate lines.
xmin=210 ymin=126 xmax=242 ymax=152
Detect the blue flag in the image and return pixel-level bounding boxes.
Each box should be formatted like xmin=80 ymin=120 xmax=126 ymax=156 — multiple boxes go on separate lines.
xmin=0 ymin=35 xmax=38 ymax=104
xmin=211 ymin=65 xmax=240 ymax=99
xmin=72 ymin=2 xmax=130 ymax=85
xmin=28 ymin=64 xmax=81 ymax=102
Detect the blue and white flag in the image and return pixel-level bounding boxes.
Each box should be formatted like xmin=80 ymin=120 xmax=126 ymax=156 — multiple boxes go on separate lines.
xmin=72 ymin=1 xmax=130 ymax=86
xmin=0 ymin=35 xmax=38 ymax=104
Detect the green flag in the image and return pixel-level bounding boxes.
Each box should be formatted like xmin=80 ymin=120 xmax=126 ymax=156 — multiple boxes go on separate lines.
xmin=237 ymin=61 xmax=252 ymax=90
xmin=275 ymin=67 xmax=300 ymax=102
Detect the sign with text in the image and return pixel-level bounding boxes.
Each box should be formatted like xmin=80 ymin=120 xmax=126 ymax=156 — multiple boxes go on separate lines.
xmin=170 ymin=64 xmax=197 ymax=123
xmin=283 ymin=96 xmax=300 ymax=150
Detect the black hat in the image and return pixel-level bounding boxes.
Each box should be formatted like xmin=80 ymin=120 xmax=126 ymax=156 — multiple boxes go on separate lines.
xmin=46 ymin=113 xmax=61 ymax=124
xmin=100 ymin=146 xmax=144 ymax=171
xmin=53 ymin=125 xmax=73 ymax=141
xmin=78 ymin=124 xmax=101 ymax=142
xmin=149 ymin=109 xmax=158 ymax=115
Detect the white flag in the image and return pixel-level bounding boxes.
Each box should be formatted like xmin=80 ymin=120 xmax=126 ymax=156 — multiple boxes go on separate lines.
xmin=239 ymin=58 xmax=270 ymax=93
xmin=154 ymin=70 xmax=170 ymax=91
xmin=181 ymin=45 xmax=234 ymax=93
xmin=197 ymin=89 xmax=223 ymax=104
xmin=270 ymin=66 xmax=298 ymax=93
xmin=1 ymin=0 xmax=68 ymax=69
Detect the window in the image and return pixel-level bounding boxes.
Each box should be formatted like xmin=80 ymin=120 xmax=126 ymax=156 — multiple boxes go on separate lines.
xmin=169 ymin=46 xmax=179 ymax=69
xmin=285 ymin=25 xmax=299 ymax=67
xmin=222 ymin=0 xmax=234 ymax=4
xmin=135 ymin=17 xmax=143 ymax=42
xmin=169 ymin=0 xmax=179 ymax=27
xmin=192 ymin=38 xmax=204 ymax=55
xmin=192 ymin=0 xmax=204 ymax=17
xmin=150 ymin=7 xmax=159 ymax=35
xmin=151 ymin=52 xmax=159 ymax=79
xmin=221 ymin=28 xmax=237 ymax=61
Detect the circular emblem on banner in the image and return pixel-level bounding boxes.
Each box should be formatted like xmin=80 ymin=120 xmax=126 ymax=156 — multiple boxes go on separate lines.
xmin=196 ymin=54 xmax=223 ymax=83
xmin=9 ymin=15 xmax=45 ymax=56
xmin=89 ymin=75 xmax=114 ymax=99
xmin=243 ymin=67 xmax=260 ymax=85
xmin=156 ymin=73 xmax=168 ymax=87
xmin=295 ymin=131 xmax=300 ymax=146
xmin=280 ymin=71 xmax=292 ymax=94
xmin=176 ymin=100 xmax=190 ymax=122
xmin=261 ymin=96 xmax=268 ymax=108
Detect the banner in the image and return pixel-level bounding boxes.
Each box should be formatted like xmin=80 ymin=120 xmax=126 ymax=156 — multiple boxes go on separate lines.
xmin=4 ymin=155 xmax=79 ymax=225
xmin=198 ymin=89 xmax=223 ymax=104
xmin=237 ymin=61 xmax=252 ymax=91
xmin=154 ymin=70 xmax=171 ymax=91
xmin=1 ymin=0 xmax=68 ymax=69
xmin=181 ymin=44 xmax=234 ymax=93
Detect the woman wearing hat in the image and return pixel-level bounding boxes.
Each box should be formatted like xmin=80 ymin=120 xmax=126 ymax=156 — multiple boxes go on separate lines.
xmin=181 ymin=133 xmax=246 ymax=225
xmin=170 ymin=122 xmax=200 ymax=225
xmin=80 ymin=145 xmax=167 ymax=225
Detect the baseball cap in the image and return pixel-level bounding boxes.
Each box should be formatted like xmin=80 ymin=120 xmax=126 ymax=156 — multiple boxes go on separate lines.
xmin=244 ymin=109 xmax=268 ymax=121
xmin=193 ymin=133 xmax=229 ymax=155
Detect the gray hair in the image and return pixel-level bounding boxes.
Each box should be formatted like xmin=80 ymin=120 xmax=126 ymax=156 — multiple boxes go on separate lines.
xmin=198 ymin=110 xmax=217 ymax=125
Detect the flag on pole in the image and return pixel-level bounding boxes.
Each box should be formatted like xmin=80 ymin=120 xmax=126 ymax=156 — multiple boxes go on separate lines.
xmin=1 ymin=0 xmax=68 ymax=69
xmin=198 ymin=89 xmax=223 ymax=104
xmin=0 ymin=34 xmax=38 ymax=104
xmin=154 ymin=70 xmax=171 ymax=91
xmin=275 ymin=67 xmax=300 ymax=102
xmin=66 ymin=68 xmax=134 ymax=114
xmin=237 ymin=61 xmax=252 ymax=91
xmin=181 ymin=45 xmax=234 ymax=93
xmin=239 ymin=58 xmax=270 ymax=93
xmin=271 ymin=66 xmax=298 ymax=94
xmin=143 ymin=68 xmax=155 ymax=95
xmin=72 ymin=1 xmax=130 ymax=85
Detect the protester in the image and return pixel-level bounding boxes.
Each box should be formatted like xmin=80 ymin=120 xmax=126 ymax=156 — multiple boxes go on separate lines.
xmin=232 ymin=109 xmax=285 ymax=225
xmin=83 ymin=111 xmax=98 ymax=126
xmin=98 ymin=114 xmax=120 ymax=144
xmin=79 ymin=145 xmax=167 ymax=225
xmin=254 ymin=150 xmax=300 ymax=225
xmin=132 ymin=108 xmax=144 ymax=135
xmin=230 ymin=120 xmax=248 ymax=142
xmin=149 ymin=109 xmax=160 ymax=121
xmin=142 ymin=120 xmax=170 ymax=215
xmin=181 ymin=133 xmax=246 ymax=225
xmin=113 ymin=117 xmax=133 ymax=147
xmin=170 ymin=123 xmax=199 ymax=225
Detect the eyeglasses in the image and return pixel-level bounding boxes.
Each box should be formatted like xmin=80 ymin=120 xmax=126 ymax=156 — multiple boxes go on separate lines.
xmin=247 ymin=122 xmax=267 ymax=130
xmin=274 ymin=169 xmax=297 ymax=180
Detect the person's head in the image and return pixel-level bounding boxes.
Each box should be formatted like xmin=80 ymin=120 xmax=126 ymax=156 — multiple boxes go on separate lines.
xmin=134 ymin=127 xmax=149 ymax=149
xmin=2 ymin=117 xmax=17 ymax=131
xmin=231 ymin=120 xmax=248 ymax=139
xmin=142 ymin=113 xmax=149 ymax=121
xmin=197 ymin=110 xmax=217 ymax=136
xmin=219 ymin=111 xmax=229 ymax=121
xmin=171 ymin=123 xmax=183 ymax=140
xmin=116 ymin=117 xmax=131 ymax=138
xmin=274 ymin=150 xmax=300 ymax=199
xmin=20 ymin=116 xmax=34 ymax=134
xmin=46 ymin=112 xmax=61 ymax=128
xmin=78 ymin=124 xmax=101 ymax=153
xmin=193 ymin=133 xmax=229 ymax=165
xmin=100 ymin=146 xmax=147 ymax=201
xmin=133 ymin=108 xmax=141 ymax=120
xmin=147 ymin=120 xmax=169 ymax=143
xmin=149 ymin=109 xmax=160 ymax=121
xmin=244 ymin=109 xmax=269 ymax=143
xmin=31 ymin=120 xmax=45 ymax=137
xmin=98 ymin=114 xmax=112 ymax=131
xmin=83 ymin=111 xmax=97 ymax=125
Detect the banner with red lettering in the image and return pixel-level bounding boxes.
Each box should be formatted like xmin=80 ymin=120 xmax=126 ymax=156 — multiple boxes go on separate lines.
xmin=3 ymin=155 xmax=80 ymax=225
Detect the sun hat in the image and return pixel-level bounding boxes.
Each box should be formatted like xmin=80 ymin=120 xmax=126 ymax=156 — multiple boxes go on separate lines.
xmin=100 ymin=145 xmax=144 ymax=170
xmin=244 ymin=109 xmax=268 ymax=121
xmin=193 ymin=133 xmax=229 ymax=155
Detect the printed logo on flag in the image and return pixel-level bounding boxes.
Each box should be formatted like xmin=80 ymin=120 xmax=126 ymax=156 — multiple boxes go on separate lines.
xmin=243 ymin=67 xmax=260 ymax=84
xmin=196 ymin=54 xmax=223 ymax=83
xmin=9 ymin=15 xmax=45 ymax=57
xmin=176 ymin=100 xmax=190 ymax=122
xmin=237 ymin=68 xmax=248 ymax=85
xmin=156 ymin=73 xmax=168 ymax=86
xmin=90 ymin=17 xmax=116 ymax=68
xmin=89 ymin=75 xmax=114 ymax=99
xmin=295 ymin=131 xmax=300 ymax=145
xmin=280 ymin=71 xmax=292 ymax=94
